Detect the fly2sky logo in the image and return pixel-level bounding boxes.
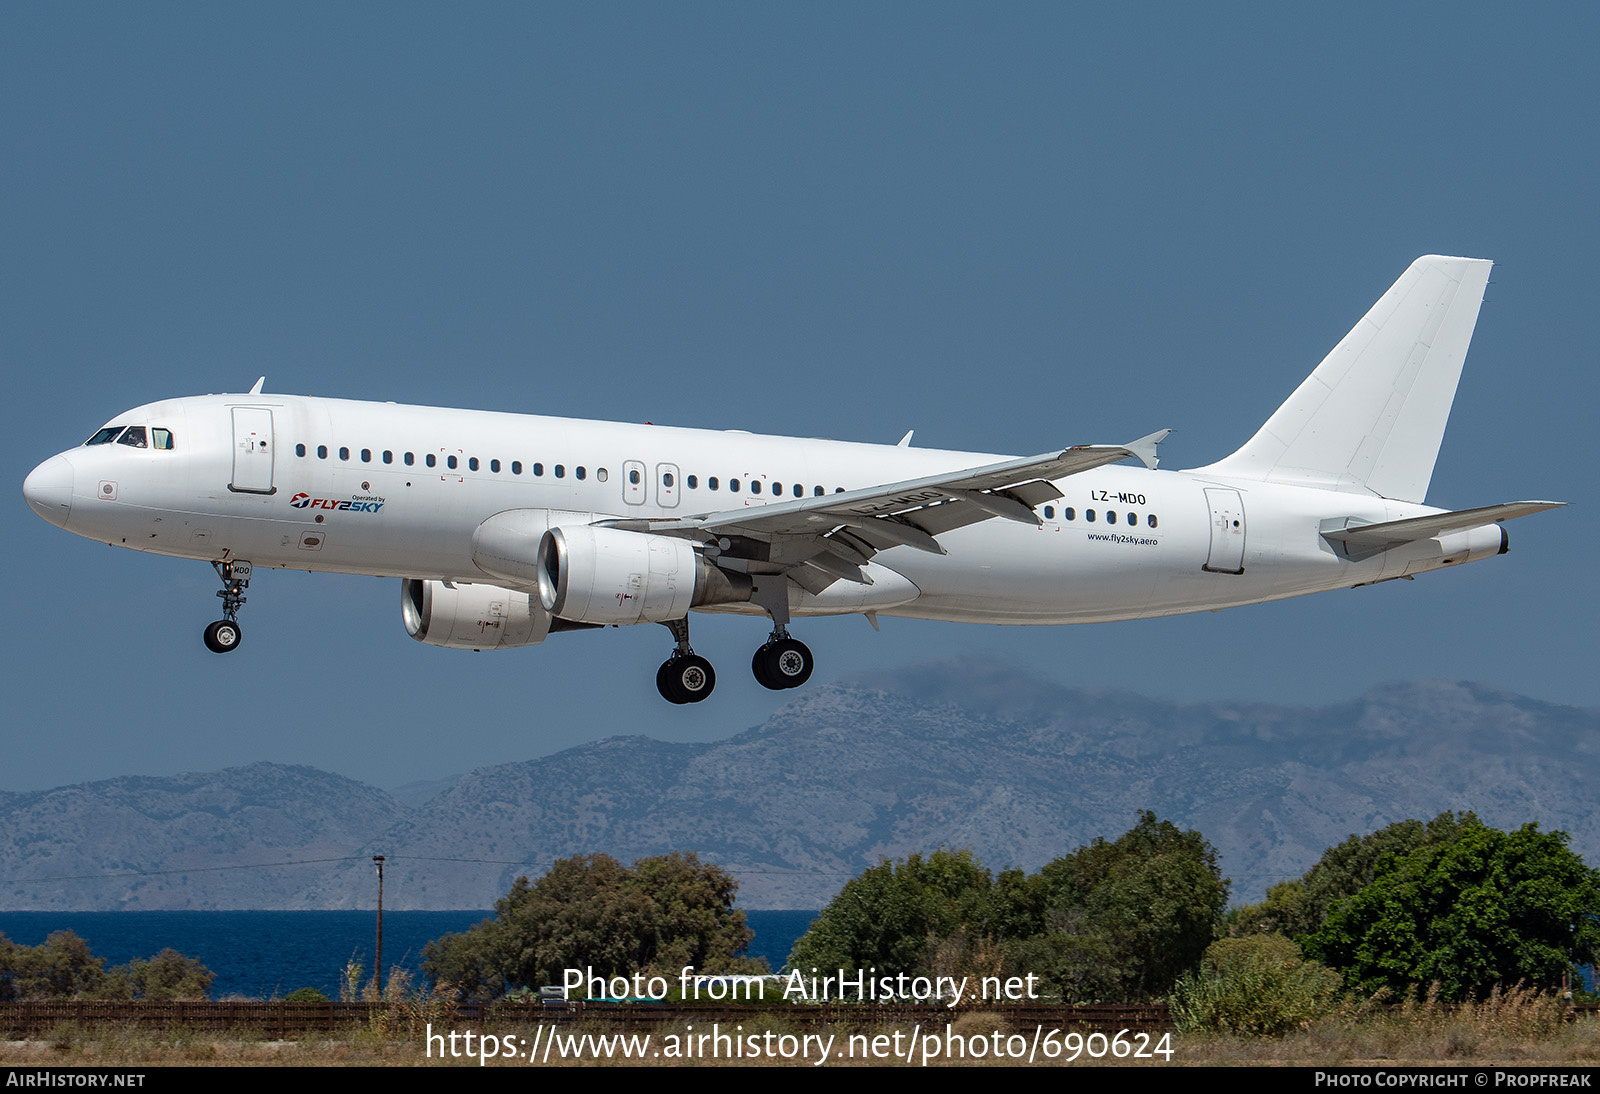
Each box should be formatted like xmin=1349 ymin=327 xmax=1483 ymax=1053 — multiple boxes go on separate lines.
xmin=289 ymin=492 xmax=386 ymax=513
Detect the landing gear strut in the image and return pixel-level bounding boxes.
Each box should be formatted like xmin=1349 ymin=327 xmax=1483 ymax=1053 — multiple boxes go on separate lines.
xmin=748 ymin=578 xmax=814 ymax=690
xmin=204 ymin=559 xmax=250 ymax=654
xmin=656 ymin=617 xmax=715 ymax=704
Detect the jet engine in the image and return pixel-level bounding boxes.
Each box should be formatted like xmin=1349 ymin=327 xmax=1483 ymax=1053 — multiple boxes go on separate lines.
xmin=402 ymin=578 xmax=554 ymax=650
xmin=537 ymin=524 xmax=752 ymax=625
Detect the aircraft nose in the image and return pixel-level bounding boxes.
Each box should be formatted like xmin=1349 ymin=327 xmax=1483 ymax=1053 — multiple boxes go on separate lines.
xmin=23 ymin=454 xmax=74 ymax=528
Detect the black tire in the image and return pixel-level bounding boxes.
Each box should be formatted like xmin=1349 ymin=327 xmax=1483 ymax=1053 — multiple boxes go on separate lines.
xmin=204 ymin=619 xmax=242 ymax=654
xmin=752 ymin=645 xmax=781 ymax=690
xmin=754 ymin=638 xmax=813 ymax=690
xmin=657 ymin=660 xmax=688 ymax=704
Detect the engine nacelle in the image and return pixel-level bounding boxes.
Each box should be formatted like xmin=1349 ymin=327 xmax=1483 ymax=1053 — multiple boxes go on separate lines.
xmin=402 ymin=578 xmax=552 ymax=650
xmin=537 ymin=524 xmax=752 ymax=625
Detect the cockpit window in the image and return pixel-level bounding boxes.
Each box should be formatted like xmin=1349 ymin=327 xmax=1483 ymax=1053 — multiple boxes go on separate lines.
xmin=86 ymin=427 xmax=124 ymax=445
xmin=152 ymin=428 xmax=174 ymax=450
xmin=116 ymin=426 xmax=148 ymax=448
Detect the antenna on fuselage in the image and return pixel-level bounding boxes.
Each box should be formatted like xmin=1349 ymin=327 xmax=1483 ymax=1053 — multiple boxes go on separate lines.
xmin=248 ymin=377 xmax=266 ymax=395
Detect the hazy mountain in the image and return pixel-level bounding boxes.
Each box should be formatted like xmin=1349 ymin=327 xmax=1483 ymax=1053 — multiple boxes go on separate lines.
xmin=3 ymin=665 xmax=1596 ymax=911
xmin=0 ymin=763 xmax=409 ymax=910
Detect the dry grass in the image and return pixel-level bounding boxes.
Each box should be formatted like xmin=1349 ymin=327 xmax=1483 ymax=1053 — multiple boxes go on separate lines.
xmin=1179 ymin=984 xmax=1600 ymax=1066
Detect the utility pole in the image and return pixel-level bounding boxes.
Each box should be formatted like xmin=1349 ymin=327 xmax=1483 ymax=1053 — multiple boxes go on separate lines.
xmin=373 ymin=855 xmax=385 ymax=997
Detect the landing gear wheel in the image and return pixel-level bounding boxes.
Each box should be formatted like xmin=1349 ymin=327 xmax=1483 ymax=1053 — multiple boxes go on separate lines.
xmin=204 ymin=619 xmax=242 ymax=653
xmin=657 ymin=654 xmax=716 ymax=704
xmin=753 ymin=637 xmax=813 ymax=690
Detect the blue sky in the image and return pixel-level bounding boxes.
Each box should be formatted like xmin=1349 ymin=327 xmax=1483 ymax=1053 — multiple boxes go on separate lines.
xmin=5 ymin=3 xmax=1595 ymax=793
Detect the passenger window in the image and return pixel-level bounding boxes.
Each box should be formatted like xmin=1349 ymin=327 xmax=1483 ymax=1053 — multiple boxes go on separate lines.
xmin=729 ymin=479 xmax=740 ymax=493
xmin=1064 ymin=507 xmax=1075 ymax=521
xmin=361 ymin=448 xmax=372 ymax=462
xmin=295 ymin=443 xmax=307 ymax=457
xmin=534 ymin=463 xmax=544 ymax=476
xmin=629 ymin=469 xmax=641 ymax=485
xmin=687 ymin=475 xmax=698 ymax=489
xmin=383 ymin=450 xmax=393 ymax=464
xmin=426 ymin=454 xmax=436 ymax=468
xmin=555 ymin=465 xmax=565 ymax=478
xmin=835 ymin=487 xmax=845 ymax=493
xmin=117 ymin=426 xmax=148 ymax=448
xmin=1043 ymin=505 xmax=1054 ymax=519
xmin=152 ymin=428 xmax=174 ymax=450
xmin=794 ymin=484 xmax=803 ymax=498
xmin=661 ymin=471 xmax=672 ymax=487
xmin=751 ymin=480 xmax=762 ymax=494
xmin=490 ymin=459 xmax=500 ymax=472
xmin=597 ymin=468 xmax=608 ymax=482
xmin=86 ymin=427 xmax=123 ymax=445
xmin=814 ymin=486 xmax=824 ymax=496
xmin=468 ymin=457 xmax=479 ymax=471
xmin=1107 ymin=511 xmax=1117 ymax=524
xmin=447 ymin=455 xmax=458 ymax=470
xmin=1127 ymin=512 xmax=1136 ymax=525
xmin=512 ymin=461 xmax=522 ymax=475
xmin=339 ymin=447 xmax=349 ymax=461
xmin=709 ymin=477 xmax=719 ymax=490
xmin=576 ymin=466 xmax=586 ymax=480
xmin=318 ymin=445 xmax=328 ymax=459
xmin=1086 ymin=509 xmax=1096 ymax=522
xmin=772 ymin=481 xmax=781 ymax=495
xmin=404 ymin=452 xmax=414 ymax=466
xmin=1148 ymin=514 xmax=1159 ymax=528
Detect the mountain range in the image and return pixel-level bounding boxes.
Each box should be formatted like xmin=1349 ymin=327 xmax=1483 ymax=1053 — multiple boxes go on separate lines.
xmin=3 ymin=663 xmax=1595 ymax=911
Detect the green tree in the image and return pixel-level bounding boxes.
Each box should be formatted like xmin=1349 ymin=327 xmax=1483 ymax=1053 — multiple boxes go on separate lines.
xmin=1304 ymin=817 xmax=1600 ymax=1001
xmin=1 ymin=931 xmax=109 ymax=1000
xmin=787 ymin=849 xmax=995 ymax=975
xmin=788 ymin=815 xmax=1228 ymax=1003
xmin=1028 ymin=811 xmax=1229 ymax=1001
xmin=423 ymin=852 xmax=760 ymax=999
xmin=1234 ymin=812 xmax=1478 ymax=940
xmin=120 ymin=948 xmax=216 ymax=1000
xmin=0 ymin=932 xmax=212 ymax=1001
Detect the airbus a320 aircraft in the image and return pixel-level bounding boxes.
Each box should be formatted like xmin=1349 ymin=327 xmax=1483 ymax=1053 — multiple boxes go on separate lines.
xmin=24 ymin=256 xmax=1562 ymax=703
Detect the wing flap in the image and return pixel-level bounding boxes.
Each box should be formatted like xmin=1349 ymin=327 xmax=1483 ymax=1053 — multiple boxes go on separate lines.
xmin=652 ymin=431 xmax=1171 ymax=541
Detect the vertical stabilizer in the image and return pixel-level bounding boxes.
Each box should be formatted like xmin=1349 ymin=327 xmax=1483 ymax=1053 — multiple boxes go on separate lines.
xmin=1195 ymin=255 xmax=1492 ymax=503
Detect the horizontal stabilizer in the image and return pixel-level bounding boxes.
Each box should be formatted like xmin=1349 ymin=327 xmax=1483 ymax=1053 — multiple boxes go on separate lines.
xmin=1322 ymin=500 xmax=1565 ymax=550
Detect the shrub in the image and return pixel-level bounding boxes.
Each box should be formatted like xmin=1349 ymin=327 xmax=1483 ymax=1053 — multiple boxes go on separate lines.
xmin=1170 ymin=934 xmax=1342 ymax=1036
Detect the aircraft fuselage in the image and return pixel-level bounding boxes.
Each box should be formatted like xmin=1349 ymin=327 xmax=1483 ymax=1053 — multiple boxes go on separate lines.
xmin=25 ymin=392 xmax=1497 ymax=626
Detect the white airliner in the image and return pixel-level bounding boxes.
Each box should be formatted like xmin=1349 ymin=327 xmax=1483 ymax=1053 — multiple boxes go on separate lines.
xmin=23 ymin=256 xmax=1562 ymax=703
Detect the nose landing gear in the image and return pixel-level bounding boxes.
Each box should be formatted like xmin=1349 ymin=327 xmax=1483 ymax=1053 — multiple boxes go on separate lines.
xmin=204 ymin=560 xmax=250 ymax=654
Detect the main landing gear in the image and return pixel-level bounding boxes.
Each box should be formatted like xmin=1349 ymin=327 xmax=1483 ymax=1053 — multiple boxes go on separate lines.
xmin=752 ymin=628 xmax=814 ymax=691
xmin=657 ymin=617 xmax=716 ymax=704
xmin=204 ymin=559 xmax=251 ymax=654
xmin=653 ymin=618 xmax=816 ymax=703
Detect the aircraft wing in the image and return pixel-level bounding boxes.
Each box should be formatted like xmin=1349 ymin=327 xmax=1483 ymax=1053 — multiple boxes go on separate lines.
xmin=1321 ymin=500 xmax=1566 ymax=550
xmin=606 ymin=430 xmax=1170 ymax=590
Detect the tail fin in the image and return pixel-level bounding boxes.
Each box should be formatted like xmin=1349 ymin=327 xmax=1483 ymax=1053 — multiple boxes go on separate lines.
xmin=1196 ymin=255 xmax=1493 ymax=503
